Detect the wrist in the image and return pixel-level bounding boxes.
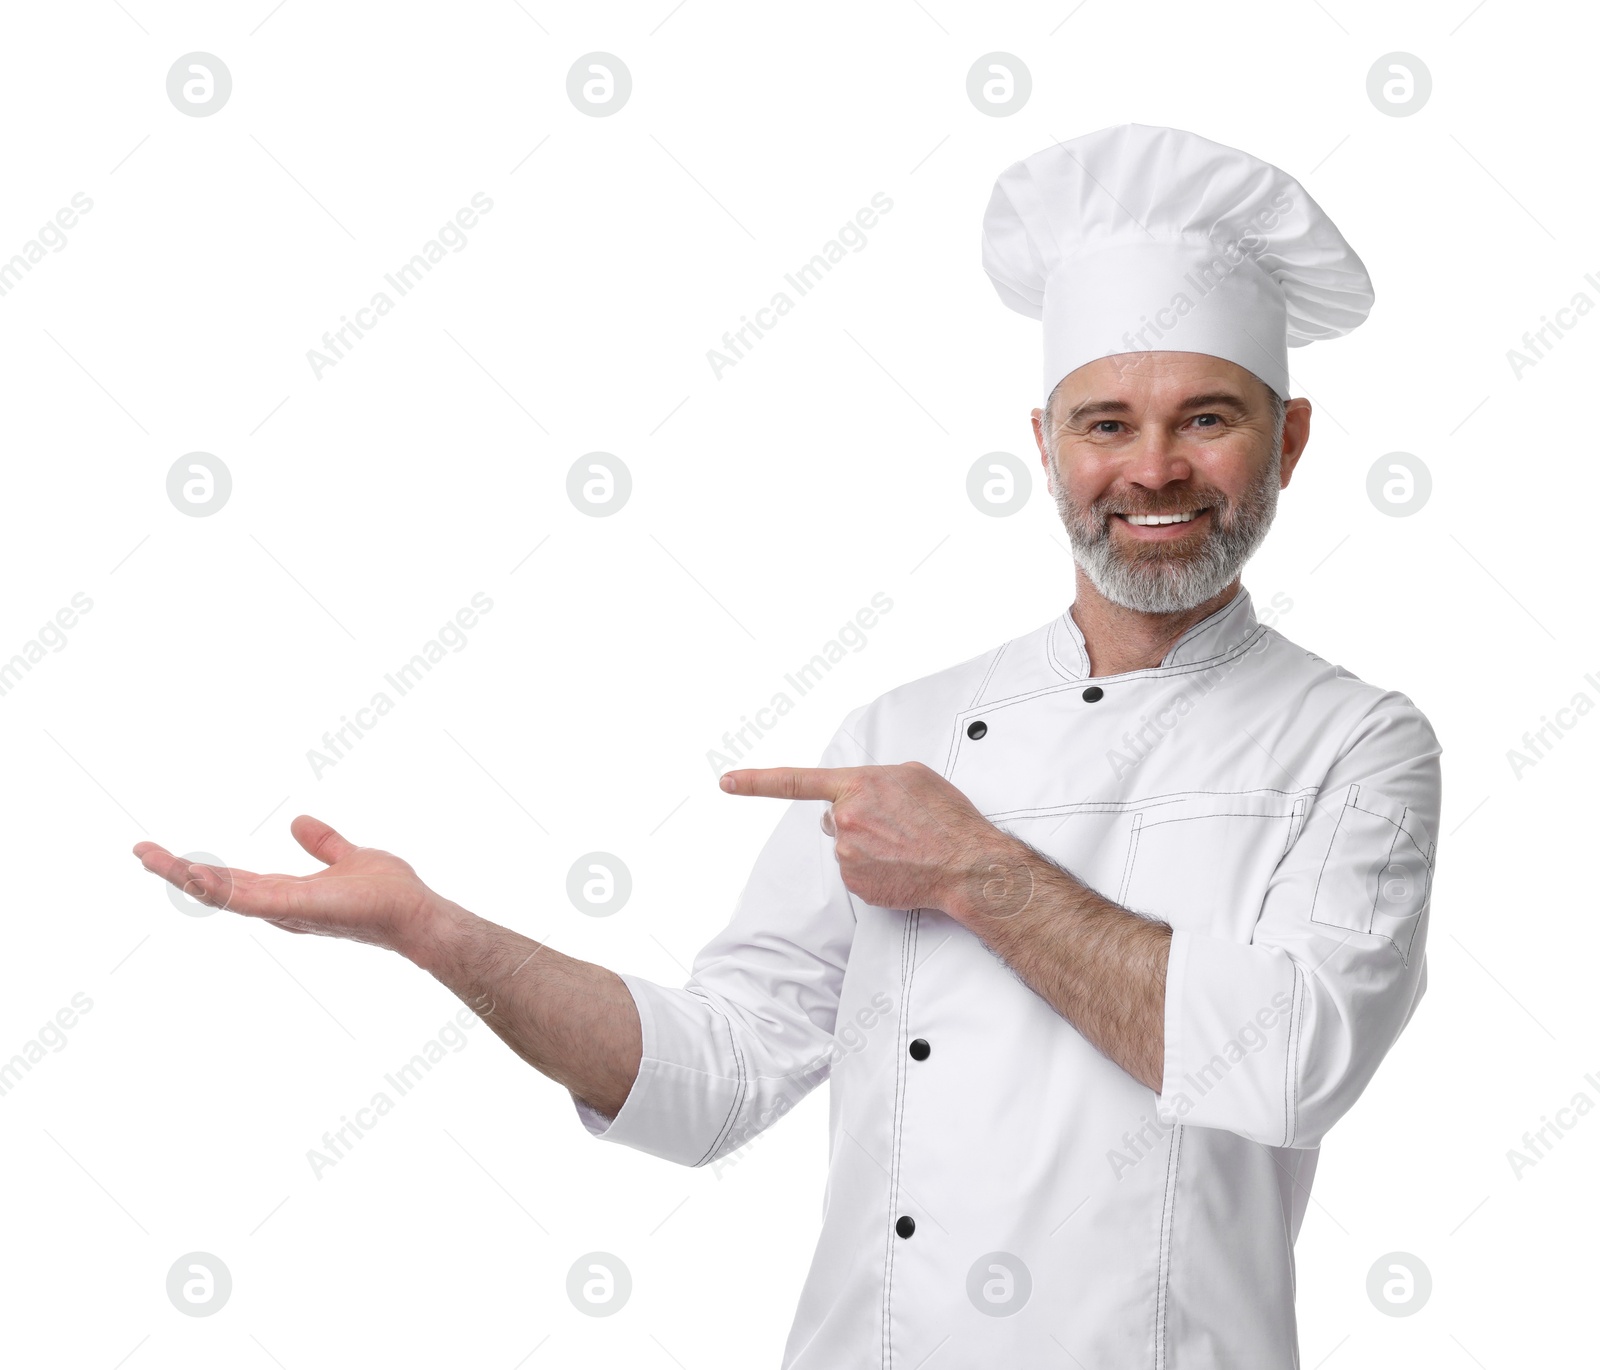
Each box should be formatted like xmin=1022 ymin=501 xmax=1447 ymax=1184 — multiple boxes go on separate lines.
xmin=402 ymin=897 xmax=479 ymax=976
xmin=944 ymin=831 xmax=1044 ymax=929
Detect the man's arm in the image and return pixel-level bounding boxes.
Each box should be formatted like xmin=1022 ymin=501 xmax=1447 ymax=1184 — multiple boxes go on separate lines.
xmin=720 ymin=761 xmax=1169 ymax=1090
xmin=134 ymin=815 xmax=642 ymax=1120
xmin=724 ymin=693 xmax=1441 ymax=1145
xmin=945 ymin=837 xmax=1171 ymax=1091
xmin=414 ymin=913 xmax=642 ymax=1121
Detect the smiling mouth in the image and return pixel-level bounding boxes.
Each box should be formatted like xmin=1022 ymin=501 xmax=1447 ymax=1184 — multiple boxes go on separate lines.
xmin=1114 ymin=508 xmax=1210 ymax=526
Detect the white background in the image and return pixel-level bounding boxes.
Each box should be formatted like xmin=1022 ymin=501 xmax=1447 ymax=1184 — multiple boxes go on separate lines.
xmin=0 ymin=1 xmax=1593 ymax=1366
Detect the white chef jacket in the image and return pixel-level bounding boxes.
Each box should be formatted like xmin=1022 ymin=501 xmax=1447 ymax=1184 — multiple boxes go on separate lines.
xmin=574 ymin=586 xmax=1441 ymax=1369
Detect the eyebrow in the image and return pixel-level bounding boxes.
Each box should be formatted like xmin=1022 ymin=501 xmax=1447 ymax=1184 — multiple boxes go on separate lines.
xmin=1060 ymin=391 xmax=1252 ymax=425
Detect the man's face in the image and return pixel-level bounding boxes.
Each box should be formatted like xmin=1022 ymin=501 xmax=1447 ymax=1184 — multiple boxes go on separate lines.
xmin=1034 ymin=351 xmax=1307 ymax=615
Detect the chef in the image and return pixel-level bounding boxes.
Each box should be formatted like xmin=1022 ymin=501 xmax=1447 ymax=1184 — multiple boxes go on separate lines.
xmin=593 ymin=123 xmax=1440 ymax=1366
xmin=135 ymin=123 xmax=1441 ymax=1368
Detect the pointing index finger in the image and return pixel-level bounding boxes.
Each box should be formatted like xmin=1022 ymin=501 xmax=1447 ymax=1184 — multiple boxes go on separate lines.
xmin=719 ymin=767 xmax=853 ymax=801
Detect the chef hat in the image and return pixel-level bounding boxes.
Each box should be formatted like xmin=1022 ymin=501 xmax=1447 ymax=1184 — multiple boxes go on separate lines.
xmin=981 ymin=123 xmax=1373 ymax=402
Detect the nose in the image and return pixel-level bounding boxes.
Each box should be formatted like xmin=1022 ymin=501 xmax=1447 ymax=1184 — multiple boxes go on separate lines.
xmin=1119 ymin=423 xmax=1192 ymax=492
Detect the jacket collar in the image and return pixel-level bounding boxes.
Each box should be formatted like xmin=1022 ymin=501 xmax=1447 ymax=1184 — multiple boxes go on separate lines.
xmin=1047 ymin=585 xmax=1262 ymax=683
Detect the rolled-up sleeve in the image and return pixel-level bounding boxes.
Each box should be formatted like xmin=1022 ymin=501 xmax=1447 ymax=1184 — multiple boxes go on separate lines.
xmin=1156 ymin=695 xmax=1441 ymax=1148
xmin=571 ymin=708 xmax=867 ymax=1167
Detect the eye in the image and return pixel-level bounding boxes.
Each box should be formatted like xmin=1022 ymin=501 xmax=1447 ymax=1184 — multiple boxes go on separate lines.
xmin=1191 ymin=413 xmax=1223 ymax=428
xmin=1093 ymin=420 xmax=1124 ymax=434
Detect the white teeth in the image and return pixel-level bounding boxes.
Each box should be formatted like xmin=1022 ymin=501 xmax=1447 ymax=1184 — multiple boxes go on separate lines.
xmin=1124 ymin=510 xmax=1200 ymax=525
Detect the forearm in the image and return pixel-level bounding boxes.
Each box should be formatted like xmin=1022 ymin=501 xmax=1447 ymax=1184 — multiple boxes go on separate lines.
xmin=408 ymin=902 xmax=642 ymax=1119
xmin=948 ymin=838 xmax=1171 ymax=1091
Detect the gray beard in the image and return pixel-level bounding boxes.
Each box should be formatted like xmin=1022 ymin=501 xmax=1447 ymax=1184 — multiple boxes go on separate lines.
xmin=1047 ymin=443 xmax=1282 ymax=614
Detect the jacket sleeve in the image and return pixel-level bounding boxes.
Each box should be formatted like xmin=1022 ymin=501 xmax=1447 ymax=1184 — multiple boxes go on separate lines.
xmin=569 ymin=706 xmax=867 ymax=1167
xmin=1155 ymin=694 xmax=1441 ymax=1149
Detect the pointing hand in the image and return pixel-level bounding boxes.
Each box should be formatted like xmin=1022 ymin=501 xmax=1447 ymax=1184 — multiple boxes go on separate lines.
xmin=719 ymin=762 xmax=1028 ymax=918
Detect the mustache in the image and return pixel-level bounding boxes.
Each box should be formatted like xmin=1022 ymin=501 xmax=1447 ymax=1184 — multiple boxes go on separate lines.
xmin=1094 ymin=492 xmax=1226 ymax=518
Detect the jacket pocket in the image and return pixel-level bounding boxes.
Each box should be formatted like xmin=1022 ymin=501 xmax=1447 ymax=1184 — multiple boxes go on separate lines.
xmin=1116 ymin=790 xmax=1310 ymax=942
xmin=1309 ymin=783 xmax=1434 ymax=962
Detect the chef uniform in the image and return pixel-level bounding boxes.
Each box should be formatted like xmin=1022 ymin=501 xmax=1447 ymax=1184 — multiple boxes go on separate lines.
xmin=575 ymin=124 xmax=1442 ymax=1369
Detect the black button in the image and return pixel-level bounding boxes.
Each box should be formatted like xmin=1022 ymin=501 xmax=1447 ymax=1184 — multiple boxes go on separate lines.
xmin=909 ymin=1038 xmax=930 ymax=1061
xmin=1082 ymin=686 xmax=1104 ymax=702
xmin=896 ymin=1215 xmax=916 ymax=1239
xmin=967 ymin=720 xmax=987 ymax=739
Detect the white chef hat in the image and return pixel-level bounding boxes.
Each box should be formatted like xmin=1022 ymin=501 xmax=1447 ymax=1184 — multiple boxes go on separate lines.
xmin=981 ymin=123 xmax=1374 ymax=402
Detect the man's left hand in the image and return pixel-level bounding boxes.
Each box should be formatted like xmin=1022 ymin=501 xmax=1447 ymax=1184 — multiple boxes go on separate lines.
xmin=719 ymin=762 xmax=1031 ymax=919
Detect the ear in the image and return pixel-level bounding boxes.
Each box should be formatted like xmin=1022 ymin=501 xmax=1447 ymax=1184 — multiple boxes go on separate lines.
xmin=1279 ymin=398 xmax=1312 ymax=487
xmin=1032 ymin=407 xmax=1061 ymax=497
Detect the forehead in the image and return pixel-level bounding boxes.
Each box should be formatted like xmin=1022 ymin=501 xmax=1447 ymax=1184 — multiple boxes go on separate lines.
xmin=1054 ymin=351 xmax=1264 ymax=409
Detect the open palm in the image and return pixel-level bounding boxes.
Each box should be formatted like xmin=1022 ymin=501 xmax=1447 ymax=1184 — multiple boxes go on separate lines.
xmin=134 ymin=814 xmax=448 ymax=957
